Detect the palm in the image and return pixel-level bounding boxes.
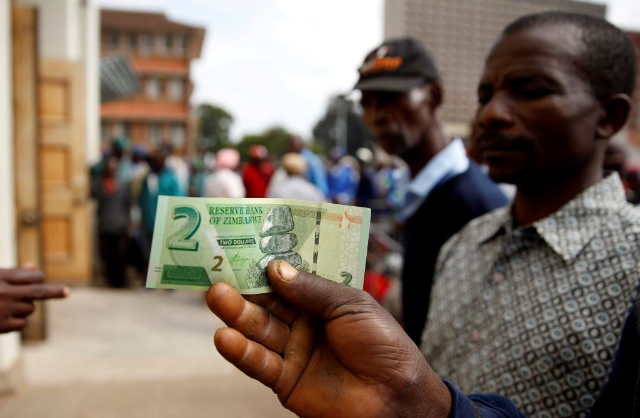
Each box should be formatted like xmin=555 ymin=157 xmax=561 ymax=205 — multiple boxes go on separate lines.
xmin=208 ymin=274 xmax=431 ymax=418
xmin=285 ymin=312 xmax=406 ymax=416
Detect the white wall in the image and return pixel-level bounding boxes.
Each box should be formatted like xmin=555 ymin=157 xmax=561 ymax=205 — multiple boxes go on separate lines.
xmin=0 ymin=0 xmax=23 ymax=374
xmin=81 ymin=0 xmax=101 ymax=164
xmin=17 ymin=0 xmax=80 ymax=60
xmin=17 ymin=0 xmax=102 ymax=163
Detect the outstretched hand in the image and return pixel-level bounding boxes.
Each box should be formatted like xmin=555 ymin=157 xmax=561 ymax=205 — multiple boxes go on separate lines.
xmin=207 ymin=261 xmax=451 ymax=418
xmin=0 ymin=265 xmax=69 ymax=333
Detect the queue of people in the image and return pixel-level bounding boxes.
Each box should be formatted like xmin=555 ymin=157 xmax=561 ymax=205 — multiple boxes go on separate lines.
xmin=88 ymin=134 xmax=408 ymax=289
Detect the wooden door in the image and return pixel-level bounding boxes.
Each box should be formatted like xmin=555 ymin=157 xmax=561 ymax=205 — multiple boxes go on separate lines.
xmin=38 ymin=59 xmax=92 ymax=283
xmin=12 ymin=5 xmax=46 ymax=340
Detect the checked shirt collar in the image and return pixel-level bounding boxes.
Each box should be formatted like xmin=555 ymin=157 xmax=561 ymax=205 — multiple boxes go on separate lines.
xmin=474 ymin=173 xmax=629 ymax=263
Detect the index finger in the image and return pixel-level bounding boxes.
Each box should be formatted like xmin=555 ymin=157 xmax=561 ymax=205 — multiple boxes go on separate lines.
xmin=207 ymin=283 xmax=292 ymax=354
xmin=0 ymin=268 xmax=44 ymax=285
xmin=17 ymin=284 xmax=69 ymax=300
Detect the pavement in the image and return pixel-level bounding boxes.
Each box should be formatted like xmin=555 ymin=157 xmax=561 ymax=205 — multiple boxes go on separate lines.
xmin=0 ymin=287 xmax=295 ymax=418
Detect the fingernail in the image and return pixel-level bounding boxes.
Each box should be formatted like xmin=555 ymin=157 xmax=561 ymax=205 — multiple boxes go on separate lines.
xmin=23 ymin=262 xmax=36 ymax=270
xmin=63 ymin=287 xmax=70 ymax=297
xmin=277 ymin=261 xmax=298 ymax=282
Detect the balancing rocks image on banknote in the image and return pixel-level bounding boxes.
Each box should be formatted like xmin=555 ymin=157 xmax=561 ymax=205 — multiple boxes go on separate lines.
xmin=146 ymin=196 xmax=371 ymax=294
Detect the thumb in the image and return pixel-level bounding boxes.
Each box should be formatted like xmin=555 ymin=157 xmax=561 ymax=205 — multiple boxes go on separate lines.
xmin=267 ymin=260 xmax=374 ymax=321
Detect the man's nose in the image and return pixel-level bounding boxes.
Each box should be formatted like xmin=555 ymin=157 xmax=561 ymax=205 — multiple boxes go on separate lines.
xmin=477 ymin=93 xmax=514 ymax=130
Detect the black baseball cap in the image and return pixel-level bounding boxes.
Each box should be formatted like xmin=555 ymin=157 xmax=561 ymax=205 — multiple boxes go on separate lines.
xmin=354 ymin=38 xmax=440 ymax=93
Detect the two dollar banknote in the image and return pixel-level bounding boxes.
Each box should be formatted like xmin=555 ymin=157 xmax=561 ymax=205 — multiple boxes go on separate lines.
xmin=146 ymin=196 xmax=371 ymax=294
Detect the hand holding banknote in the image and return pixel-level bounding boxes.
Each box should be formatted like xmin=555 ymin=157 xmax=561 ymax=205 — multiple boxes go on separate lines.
xmin=146 ymin=197 xmax=370 ymax=293
xmin=207 ymin=261 xmax=453 ymax=418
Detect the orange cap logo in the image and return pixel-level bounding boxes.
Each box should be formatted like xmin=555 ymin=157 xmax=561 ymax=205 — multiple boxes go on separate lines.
xmin=359 ymin=46 xmax=403 ymax=76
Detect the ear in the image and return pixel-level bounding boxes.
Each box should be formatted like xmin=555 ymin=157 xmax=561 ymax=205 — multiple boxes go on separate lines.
xmin=425 ymin=82 xmax=444 ymax=110
xmin=596 ymin=94 xmax=632 ymax=140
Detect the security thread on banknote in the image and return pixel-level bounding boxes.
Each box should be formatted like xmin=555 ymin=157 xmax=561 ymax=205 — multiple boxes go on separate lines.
xmin=146 ymin=196 xmax=371 ymax=294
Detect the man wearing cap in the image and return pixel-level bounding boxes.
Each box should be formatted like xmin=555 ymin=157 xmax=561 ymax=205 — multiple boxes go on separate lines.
xmin=355 ymin=38 xmax=508 ymax=344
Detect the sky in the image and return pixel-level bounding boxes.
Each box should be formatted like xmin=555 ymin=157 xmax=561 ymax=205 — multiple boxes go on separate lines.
xmin=98 ymin=0 xmax=640 ymax=140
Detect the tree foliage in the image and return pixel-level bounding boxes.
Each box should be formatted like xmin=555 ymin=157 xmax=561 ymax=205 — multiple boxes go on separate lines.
xmin=197 ymin=103 xmax=234 ymax=152
xmin=312 ymin=95 xmax=375 ymax=155
xmin=236 ymin=126 xmax=295 ymax=161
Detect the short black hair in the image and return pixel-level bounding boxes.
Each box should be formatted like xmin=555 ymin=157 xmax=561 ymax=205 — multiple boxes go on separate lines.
xmin=503 ymin=11 xmax=636 ymax=98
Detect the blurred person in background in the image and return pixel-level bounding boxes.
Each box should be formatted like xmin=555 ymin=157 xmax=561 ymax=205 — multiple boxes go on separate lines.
xmin=91 ymin=155 xmax=131 ymax=288
xmin=188 ymin=154 xmax=209 ymax=197
xmin=603 ymin=142 xmax=627 ymax=180
xmin=0 ymin=266 xmax=68 ymax=333
xmin=139 ymin=146 xmax=183 ymax=244
xmin=107 ymin=136 xmax=134 ymax=183
xmin=356 ymin=38 xmax=507 ymax=344
xmin=286 ymin=135 xmax=330 ymax=197
xmin=373 ymin=149 xmax=409 ymax=212
xmin=128 ymin=145 xmax=150 ymax=279
xmin=164 ymin=143 xmax=190 ymax=196
xmin=354 ymin=147 xmax=378 ymax=208
xmin=90 ymin=136 xmax=133 ymax=183
xmin=130 ymin=145 xmax=149 ymax=200
xmin=626 ymin=166 xmax=640 ymax=205
xmin=268 ymin=153 xmax=327 ymax=202
xmin=204 ymin=148 xmax=245 ymax=198
xmin=602 ymin=142 xmax=637 ymax=203
xmin=242 ymin=145 xmax=275 ymax=198
xmin=327 ymin=147 xmax=360 ymax=205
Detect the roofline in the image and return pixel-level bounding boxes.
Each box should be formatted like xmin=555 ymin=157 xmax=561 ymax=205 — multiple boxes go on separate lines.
xmin=101 ymin=8 xmax=206 ymax=33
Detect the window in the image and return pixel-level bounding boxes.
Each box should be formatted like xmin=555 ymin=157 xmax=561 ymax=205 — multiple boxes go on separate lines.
xmin=139 ymin=33 xmax=152 ymax=55
xmin=146 ymin=78 xmax=160 ymax=99
xmin=171 ymin=124 xmax=185 ymax=148
xmin=165 ymin=34 xmax=173 ymax=51
xmin=128 ymin=32 xmax=137 ymax=50
xmin=113 ymin=122 xmax=124 ymax=137
xmin=168 ymin=79 xmax=184 ymax=101
xmin=113 ymin=122 xmax=130 ymax=139
xmin=110 ymin=32 xmax=119 ymax=47
xmin=149 ymin=123 xmax=162 ymax=145
xmin=174 ymin=33 xmax=185 ymax=54
xmin=156 ymin=33 xmax=169 ymax=54
xmin=179 ymin=34 xmax=189 ymax=55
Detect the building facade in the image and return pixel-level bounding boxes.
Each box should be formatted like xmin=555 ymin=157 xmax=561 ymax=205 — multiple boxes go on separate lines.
xmin=384 ymin=0 xmax=605 ymax=137
xmin=100 ymin=10 xmax=205 ymax=155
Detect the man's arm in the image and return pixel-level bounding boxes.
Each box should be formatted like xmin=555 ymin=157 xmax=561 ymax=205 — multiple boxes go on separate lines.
xmin=207 ymin=261 xmax=529 ymax=418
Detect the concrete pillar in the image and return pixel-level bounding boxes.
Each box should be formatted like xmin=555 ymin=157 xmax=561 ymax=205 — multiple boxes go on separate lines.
xmin=82 ymin=0 xmax=101 ymax=164
xmin=0 ymin=0 xmax=23 ymax=394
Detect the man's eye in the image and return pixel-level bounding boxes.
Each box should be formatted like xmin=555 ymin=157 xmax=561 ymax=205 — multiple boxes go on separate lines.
xmin=513 ymin=85 xmax=551 ymax=100
xmin=477 ymin=93 xmax=491 ymax=105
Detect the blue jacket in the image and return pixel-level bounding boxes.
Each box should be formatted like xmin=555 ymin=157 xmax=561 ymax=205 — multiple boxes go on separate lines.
xmin=301 ymin=149 xmax=329 ymax=197
xmin=402 ymin=162 xmax=508 ymax=344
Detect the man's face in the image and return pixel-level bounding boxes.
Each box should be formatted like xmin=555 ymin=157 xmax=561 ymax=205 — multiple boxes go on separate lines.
xmin=360 ymin=85 xmax=433 ymax=158
xmin=475 ymin=25 xmax=604 ymax=187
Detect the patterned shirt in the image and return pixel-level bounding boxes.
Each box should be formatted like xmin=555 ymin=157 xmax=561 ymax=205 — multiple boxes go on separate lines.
xmin=421 ymin=173 xmax=640 ymax=418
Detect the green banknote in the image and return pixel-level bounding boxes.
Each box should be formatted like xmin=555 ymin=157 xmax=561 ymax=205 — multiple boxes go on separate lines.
xmin=146 ymin=196 xmax=371 ymax=294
